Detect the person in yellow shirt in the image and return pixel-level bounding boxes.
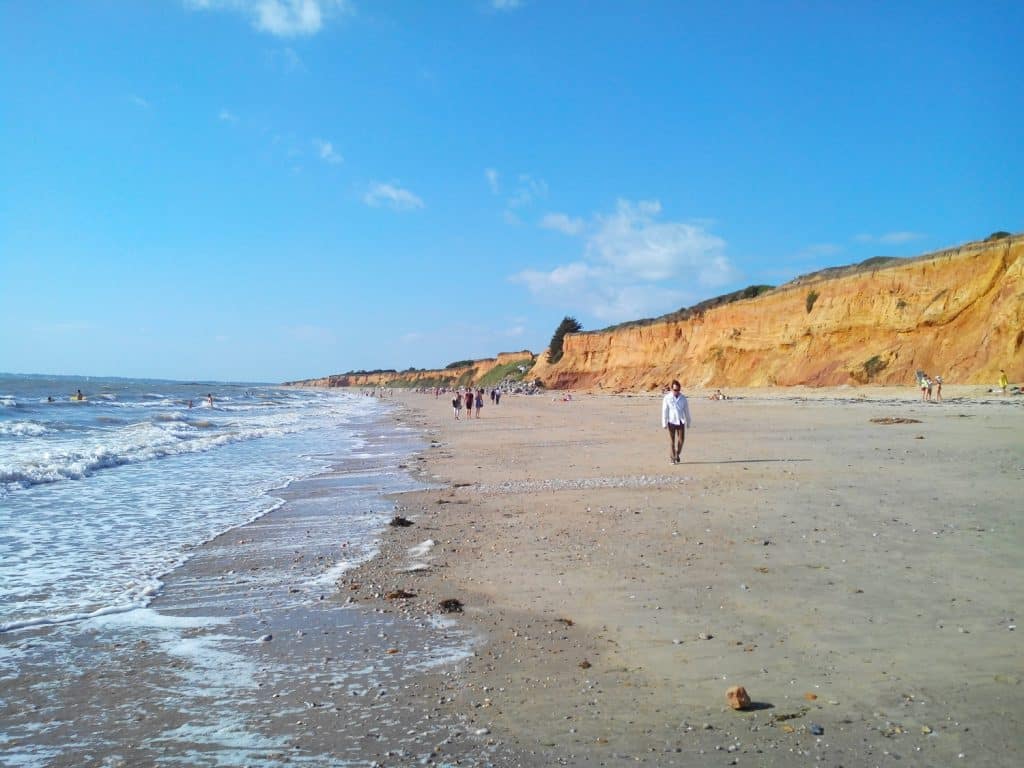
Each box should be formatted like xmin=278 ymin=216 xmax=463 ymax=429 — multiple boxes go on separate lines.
xmin=999 ymin=369 xmax=1009 ymax=394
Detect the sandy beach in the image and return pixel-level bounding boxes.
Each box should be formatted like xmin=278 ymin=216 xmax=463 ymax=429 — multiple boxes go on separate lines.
xmin=343 ymin=385 xmax=1023 ymax=766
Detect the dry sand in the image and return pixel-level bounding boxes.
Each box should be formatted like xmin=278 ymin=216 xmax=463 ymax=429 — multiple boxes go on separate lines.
xmin=344 ymin=386 xmax=1023 ymax=766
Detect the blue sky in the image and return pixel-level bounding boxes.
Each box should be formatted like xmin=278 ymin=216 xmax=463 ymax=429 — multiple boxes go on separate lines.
xmin=2 ymin=1 xmax=1020 ymax=382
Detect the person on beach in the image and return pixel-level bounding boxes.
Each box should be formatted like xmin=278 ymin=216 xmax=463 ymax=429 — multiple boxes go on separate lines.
xmin=999 ymin=369 xmax=1009 ymax=394
xmin=207 ymin=393 xmax=214 ymax=407
xmin=661 ymin=380 xmax=692 ymax=464
xmin=464 ymin=389 xmax=474 ymax=416
xmin=495 ymin=389 xmax=501 ymax=405
xmin=918 ymin=373 xmax=930 ymax=401
xmin=75 ymin=389 xmax=84 ymax=401
xmin=452 ymin=392 xmax=462 ymax=419
xmin=934 ymin=375 xmax=943 ymax=402
xmin=475 ymin=388 xmax=484 ymax=418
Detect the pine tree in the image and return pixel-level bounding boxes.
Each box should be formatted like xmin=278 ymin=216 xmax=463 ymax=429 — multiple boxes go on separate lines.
xmin=547 ymin=316 xmax=582 ymax=364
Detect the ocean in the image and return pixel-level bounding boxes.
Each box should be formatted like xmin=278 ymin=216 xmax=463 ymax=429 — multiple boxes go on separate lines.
xmin=0 ymin=373 xmax=482 ymax=766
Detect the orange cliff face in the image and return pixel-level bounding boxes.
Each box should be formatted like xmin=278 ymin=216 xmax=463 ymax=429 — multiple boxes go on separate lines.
xmin=535 ymin=235 xmax=1024 ymax=390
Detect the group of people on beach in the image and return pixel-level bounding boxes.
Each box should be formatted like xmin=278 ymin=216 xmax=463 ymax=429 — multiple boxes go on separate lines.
xmin=450 ymin=387 xmax=490 ymax=420
xmin=916 ymin=371 xmax=943 ymax=401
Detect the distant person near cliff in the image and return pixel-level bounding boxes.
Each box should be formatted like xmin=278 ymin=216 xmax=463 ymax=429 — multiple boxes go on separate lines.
xmin=661 ymin=380 xmax=693 ymax=465
xmin=999 ymin=369 xmax=1009 ymax=394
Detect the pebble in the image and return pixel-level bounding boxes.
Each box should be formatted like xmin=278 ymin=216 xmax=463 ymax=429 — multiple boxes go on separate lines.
xmin=809 ymin=723 xmax=824 ymax=735
xmin=260 ymin=634 xmax=273 ymax=642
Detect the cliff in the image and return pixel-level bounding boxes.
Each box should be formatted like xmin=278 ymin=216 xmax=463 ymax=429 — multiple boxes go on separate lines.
xmin=288 ymin=235 xmax=1022 ymax=391
xmin=286 ymin=350 xmax=535 ymax=389
xmin=532 ymin=234 xmax=1023 ymax=390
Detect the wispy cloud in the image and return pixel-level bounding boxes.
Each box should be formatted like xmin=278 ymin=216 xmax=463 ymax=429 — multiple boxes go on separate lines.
xmin=313 ymin=138 xmax=343 ymax=164
xmin=513 ymin=199 xmax=734 ymax=322
xmin=855 ymin=231 xmax=926 ymax=245
xmin=801 ymin=243 xmax=843 ymax=257
xmin=485 ymin=167 xmax=500 ymax=194
xmin=218 ymin=108 xmax=238 ymax=122
xmin=540 ymin=212 xmax=585 ymax=236
xmin=507 ymin=173 xmax=548 ymax=209
xmin=185 ymin=0 xmax=353 ymax=38
xmin=364 ymin=181 xmax=424 ymax=211
xmin=879 ymin=231 xmax=926 ymax=244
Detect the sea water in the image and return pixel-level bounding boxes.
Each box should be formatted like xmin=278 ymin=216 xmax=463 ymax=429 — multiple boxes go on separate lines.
xmin=0 ymin=373 xmax=482 ymax=766
xmin=0 ymin=373 xmax=387 ymax=632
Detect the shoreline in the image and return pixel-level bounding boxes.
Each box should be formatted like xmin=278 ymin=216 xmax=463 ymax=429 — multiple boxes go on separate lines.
xmin=340 ymin=386 xmax=1023 ymax=765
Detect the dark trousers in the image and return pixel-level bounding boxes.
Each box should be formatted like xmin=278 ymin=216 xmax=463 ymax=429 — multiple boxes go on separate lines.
xmin=667 ymin=423 xmax=685 ymax=460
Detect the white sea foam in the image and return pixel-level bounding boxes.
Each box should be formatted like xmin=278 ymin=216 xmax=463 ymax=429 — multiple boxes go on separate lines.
xmin=0 ymin=421 xmax=50 ymax=436
xmin=407 ymin=539 xmax=435 ymax=558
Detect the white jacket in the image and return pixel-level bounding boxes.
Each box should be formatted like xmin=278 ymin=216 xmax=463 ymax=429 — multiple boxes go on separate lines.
xmin=661 ymin=392 xmax=692 ymax=428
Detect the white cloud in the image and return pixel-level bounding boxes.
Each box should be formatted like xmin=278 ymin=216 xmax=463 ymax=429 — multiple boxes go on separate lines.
xmin=540 ymin=212 xmax=585 ymax=236
xmin=512 ymin=199 xmax=735 ymax=323
xmin=587 ymin=199 xmax=732 ymax=284
xmin=218 ymin=108 xmax=238 ymax=122
xmin=485 ymin=167 xmax=500 ymax=194
xmin=185 ymin=0 xmax=352 ymax=38
xmin=313 ymin=138 xmax=343 ymax=164
xmin=364 ymin=181 xmax=424 ymax=211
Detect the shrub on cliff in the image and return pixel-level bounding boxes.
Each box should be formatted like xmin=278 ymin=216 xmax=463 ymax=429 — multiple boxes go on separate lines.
xmin=806 ymin=289 xmax=820 ymax=313
xmin=547 ymin=316 xmax=582 ymax=364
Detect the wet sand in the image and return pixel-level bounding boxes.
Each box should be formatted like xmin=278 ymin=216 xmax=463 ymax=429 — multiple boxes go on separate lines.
xmin=347 ymin=386 xmax=1023 ymax=766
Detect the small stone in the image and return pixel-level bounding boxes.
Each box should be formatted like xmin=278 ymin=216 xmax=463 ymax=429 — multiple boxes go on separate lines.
xmin=474 ymin=727 xmax=490 ymax=736
xmin=260 ymin=634 xmax=273 ymax=642
xmin=726 ymin=685 xmax=751 ymax=710
xmin=922 ymin=725 xmax=932 ymax=734
xmin=809 ymin=723 xmax=824 ymax=736
xmin=698 ymin=632 xmax=713 ymax=640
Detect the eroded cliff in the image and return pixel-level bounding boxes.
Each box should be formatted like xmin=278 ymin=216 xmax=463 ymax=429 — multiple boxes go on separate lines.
xmin=532 ymin=235 xmax=1023 ymax=389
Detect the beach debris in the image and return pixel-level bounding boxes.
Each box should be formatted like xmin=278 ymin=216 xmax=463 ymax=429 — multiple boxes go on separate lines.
xmin=395 ymin=563 xmax=431 ymax=573
xmin=809 ymin=723 xmax=825 ymax=735
xmin=439 ymin=598 xmax=464 ymax=613
xmin=386 ymin=589 xmax=416 ymax=600
xmin=804 ymin=692 xmax=818 ymax=701
xmin=698 ymin=631 xmax=713 ymax=640
xmin=578 ymin=659 xmax=592 ymax=669
xmin=389 ymin=516 xmax=414 ymax=527
xmin=386 ymin=648 xmax=400 ymax=655
xmin=870 ymin=417 xmax=922 ymax=424
xmin=921 ymin=725 xmax=933 ymax=734
xmin=555 ymin=617 xmax=575 ymax=626
xmin=260 ymin=634 xmax=273 ymax=642
xmin=726 ymin=686 xmax=751 ymax=710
